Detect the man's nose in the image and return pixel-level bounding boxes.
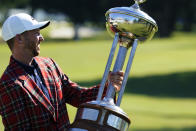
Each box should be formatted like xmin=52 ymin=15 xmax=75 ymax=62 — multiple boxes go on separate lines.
xmin=39 ymin=34 xmax=44 ymax=41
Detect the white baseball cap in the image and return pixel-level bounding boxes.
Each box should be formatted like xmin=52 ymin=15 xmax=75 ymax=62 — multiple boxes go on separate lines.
xmin=2 ymin=13 xmax=50 ymax=41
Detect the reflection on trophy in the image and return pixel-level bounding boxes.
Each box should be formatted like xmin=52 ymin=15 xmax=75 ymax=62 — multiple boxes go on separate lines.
xmin=68 ymin=0 xmax=158 ymax=130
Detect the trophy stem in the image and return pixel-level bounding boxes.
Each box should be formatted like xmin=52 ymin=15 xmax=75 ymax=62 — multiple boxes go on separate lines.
xmin=96 ymin=33 xmax=119 ymax=101
xmin=105 ymin=45 xmax=128 ymax=100
xmin=117 ymin=39 xmax=138 ymax=106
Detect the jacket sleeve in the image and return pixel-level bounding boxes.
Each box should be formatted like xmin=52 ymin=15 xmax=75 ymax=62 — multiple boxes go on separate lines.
xmin=49 ymin=58 xmax=107 ymax=107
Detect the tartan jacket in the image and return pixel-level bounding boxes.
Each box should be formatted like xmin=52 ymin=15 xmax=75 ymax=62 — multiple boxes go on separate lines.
xmin=0 ymin=56 xmax=105 ymax=131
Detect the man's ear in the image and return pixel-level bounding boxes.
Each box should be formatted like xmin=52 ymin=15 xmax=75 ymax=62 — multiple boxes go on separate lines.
xmin=15 ymin=34 xmax=23 ymax=44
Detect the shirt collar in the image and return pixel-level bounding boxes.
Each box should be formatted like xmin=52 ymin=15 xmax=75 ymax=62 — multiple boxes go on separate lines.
xmin=11 ymin=56 xmax=35 ymax=74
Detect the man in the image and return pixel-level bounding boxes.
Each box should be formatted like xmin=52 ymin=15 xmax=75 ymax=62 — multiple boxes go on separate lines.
xmin=0 ymin=13 xmax=124 ymax=130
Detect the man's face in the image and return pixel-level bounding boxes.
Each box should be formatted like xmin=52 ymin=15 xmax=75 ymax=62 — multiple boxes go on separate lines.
xmin=22 ymin=29 xmax=44 ymax=57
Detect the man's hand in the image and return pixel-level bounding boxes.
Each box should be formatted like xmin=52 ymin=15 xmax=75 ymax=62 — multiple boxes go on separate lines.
xmin=108 ymin=71 xmax=124 ymax=92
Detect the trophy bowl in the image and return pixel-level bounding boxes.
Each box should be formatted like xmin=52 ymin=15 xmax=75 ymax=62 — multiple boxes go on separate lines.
xmin=106 ymin=0 xmax=158 ymax=42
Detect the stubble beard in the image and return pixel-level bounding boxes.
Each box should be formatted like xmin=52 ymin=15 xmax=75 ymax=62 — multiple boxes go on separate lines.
xmin=24 ymin=39 xmax=40 ymax=57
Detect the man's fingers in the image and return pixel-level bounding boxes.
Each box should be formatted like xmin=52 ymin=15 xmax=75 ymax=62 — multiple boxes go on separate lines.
xmin=110 ymin=71 xmax=124 ymax=80
xmin=108 ymin=70 xmax=124 ymax=92
xmin=113 ymin=84 xmax=121 ymax=92
xmin=110 ymin=76 xmax=123 ymax=82
xmin=111 ymin=80 xmax=122 ymax=85
xmin=116 ymin=71 xmax=124 ymax=76
xmin=111 ymin=71 xmax=124 ymax=76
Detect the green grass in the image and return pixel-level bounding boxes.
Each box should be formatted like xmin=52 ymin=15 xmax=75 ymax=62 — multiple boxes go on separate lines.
xmin=0 ymin=32 xmax=196 ymax=130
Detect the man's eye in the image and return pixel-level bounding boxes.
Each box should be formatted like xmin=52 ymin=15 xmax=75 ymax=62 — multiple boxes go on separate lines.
xmin=35 ymin=32 xmax=40 ymax=35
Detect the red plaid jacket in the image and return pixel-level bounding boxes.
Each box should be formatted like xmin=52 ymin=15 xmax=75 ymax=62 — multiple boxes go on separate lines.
xmin=0 ymin=56 xmax=105 ymax=130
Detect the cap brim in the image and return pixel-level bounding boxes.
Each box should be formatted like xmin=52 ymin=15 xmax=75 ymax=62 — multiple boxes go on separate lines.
xmin=39 ymin=21 xmax=50 ymax=29
xmin=28 ymin=21 xmax=50 ymax=31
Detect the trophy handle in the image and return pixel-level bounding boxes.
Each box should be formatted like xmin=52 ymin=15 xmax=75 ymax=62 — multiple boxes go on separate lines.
xmin=117 ymin=39 xmax=138 ymax=106
xmin=104 ymin=44 xmax=129 ymax=101
xmin=96 ymin=33 xmax=119 ymax=101
xmin=104 ymin=38 xmax=138 ymax=106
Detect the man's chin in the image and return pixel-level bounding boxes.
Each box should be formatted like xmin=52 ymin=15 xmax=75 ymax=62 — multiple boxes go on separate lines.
xmin=33 ymin=51 xmax=40 ymax=57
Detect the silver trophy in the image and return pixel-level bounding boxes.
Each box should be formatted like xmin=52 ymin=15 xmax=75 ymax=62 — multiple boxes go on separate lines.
xmin=68 ymin=0 xmax=158 ymax=130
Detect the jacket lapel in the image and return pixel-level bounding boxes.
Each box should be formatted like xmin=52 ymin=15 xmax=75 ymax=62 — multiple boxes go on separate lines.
xmin=33 ymin=58 xmax=57 ymax=105
xmin=18 ymin=75 xmax=56 ymax=120
xmin=33 ymin=57 xmax=59 ymax=119
xmin=9 ymin=57 xmax=56 ymax=121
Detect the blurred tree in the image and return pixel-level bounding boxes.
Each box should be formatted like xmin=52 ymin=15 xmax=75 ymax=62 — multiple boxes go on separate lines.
xmin=29 ymin=0 xmax=141 ymax=40
xmin=0 ymin=0 xmax=28 ymax=8
xmin=179 ymin=0 xmax=196 ymax=32
xmin=1 ymin=0 xmax=195 ymax=38
xmin=0 ymin=0 xmax=29 ymax=22
xmin=143 ymin=0 xmax=196 ymax=37
xmin=30 ymin=0 xmax=111 ymax=40
xmin=143 ymin=0 xmax=177 ymax=37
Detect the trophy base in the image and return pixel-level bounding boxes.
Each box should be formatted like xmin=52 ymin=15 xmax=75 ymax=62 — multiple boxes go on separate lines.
xmin=68 ymin=100 xmax=130 ymax=131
